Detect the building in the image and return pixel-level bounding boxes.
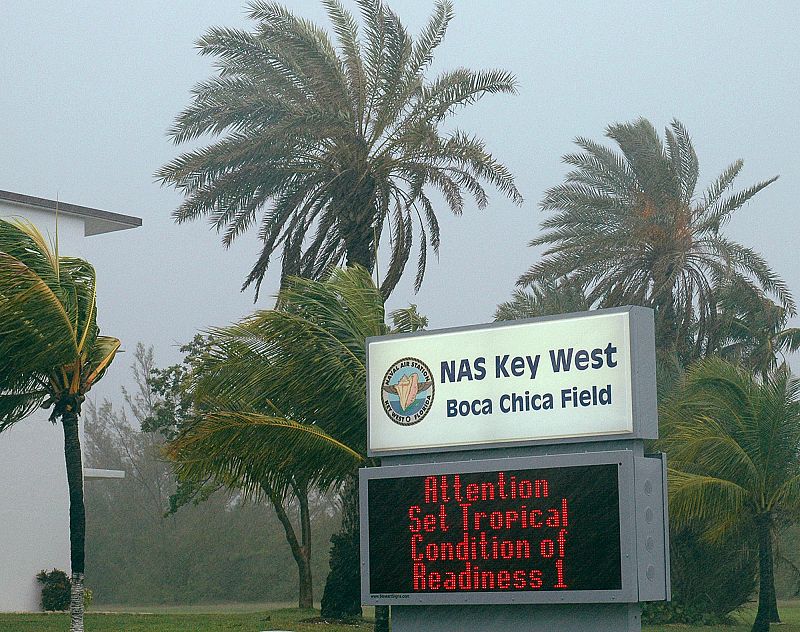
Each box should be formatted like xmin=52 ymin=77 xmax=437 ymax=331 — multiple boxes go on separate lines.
xmin=0 ymin=190 xmax=141 ymax=612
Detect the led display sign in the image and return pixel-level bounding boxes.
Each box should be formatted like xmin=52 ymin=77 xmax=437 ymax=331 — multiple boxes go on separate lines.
xmin=359 ymin=451 xmax=659 ymax=605
xmin=367 ymin=307 xmax=657 ymax=456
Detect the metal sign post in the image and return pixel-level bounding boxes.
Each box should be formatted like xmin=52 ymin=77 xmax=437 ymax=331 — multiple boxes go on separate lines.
xmin=360 ymin=307 xmax=669 ymax=631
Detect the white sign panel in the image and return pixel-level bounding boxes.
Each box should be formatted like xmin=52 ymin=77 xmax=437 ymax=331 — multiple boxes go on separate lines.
xmin=367 ymin=307 xmax=656 ymax=455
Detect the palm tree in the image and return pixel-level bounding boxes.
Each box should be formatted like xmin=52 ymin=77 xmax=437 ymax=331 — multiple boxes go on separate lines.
xmin=157 ymin=0 xmax=522 ymax=299
xmin=520 ymin=118 xmax=793 ymax=360
xmin=661 ymin=357 xmax=800 ymax=631
xmin=714 ymin=278 xmax=800 ymax=379
xmin=494 ymin=277 xmax=589 ymax=321
xmin=0 ymin=218 xmax=120 ymax=632
xmin=166 ymin=267 xmax=420 ymax=627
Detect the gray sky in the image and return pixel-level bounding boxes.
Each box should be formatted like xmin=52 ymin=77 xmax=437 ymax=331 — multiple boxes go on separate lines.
xmin=2 ymin=1 xmax=798 ymax=400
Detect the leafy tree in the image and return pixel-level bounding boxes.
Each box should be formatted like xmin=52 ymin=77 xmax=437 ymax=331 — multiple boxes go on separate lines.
xmin=661 ymin=357 xmax=800 ymax=631
xmin=157 ymin=0 xmax=522 ymax=298
xmin=166 ymin=267 xmax=423 ymax=628
xmin=0 ymin=218 xmax=120 ymax=632
xmin=520 ymin=118 xmax=793 ymax=361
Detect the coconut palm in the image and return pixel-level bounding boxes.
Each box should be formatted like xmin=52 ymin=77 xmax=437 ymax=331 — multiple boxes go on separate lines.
xmin=0 ymin=218 xmax=120 ymax=632
xmin=661 ymin=357 xmax=800 ymax=631
xmin=166 ymin=267 xmax=421 ymax=627
xmin=520 ymin=118 xmax=793 ymax=360
xmin=157 ymin=0 xmax=522 ymax=299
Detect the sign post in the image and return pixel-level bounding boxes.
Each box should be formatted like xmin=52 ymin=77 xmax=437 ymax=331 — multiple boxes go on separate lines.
xmin=361 ymin=307 xmax=669 ymax=631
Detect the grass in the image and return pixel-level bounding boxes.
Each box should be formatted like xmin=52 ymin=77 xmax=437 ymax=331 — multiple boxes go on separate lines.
xmin=0 ymin=601 xmax=797 ymax=631
xmin=0 ymin=608 xmax=372 ymax=632
xmin=646 ymin=599 xmax=800 ymax=632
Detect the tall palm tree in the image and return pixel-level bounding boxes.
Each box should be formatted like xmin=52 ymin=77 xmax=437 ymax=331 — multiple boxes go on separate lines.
xmin=661 ymin=357 xmax=800 ymax=631
xmin=157 ymin=0 xmax=522 ymax=299
xmin=166 ymin=267 xmax=420 ymax=627
xmin=0 ymin=219 xmax=120 ymax=632
xmin=520 ymin=118 xmax=793 ymax=360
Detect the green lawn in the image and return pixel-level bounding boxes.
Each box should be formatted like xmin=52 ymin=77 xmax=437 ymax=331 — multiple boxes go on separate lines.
xmin=643 ymin=600 xmax=800 ymax=632
xmin=0 ymin=608 xmax=372 ymax=632
xmin=0 ymin=601 xmax=797 ymax=631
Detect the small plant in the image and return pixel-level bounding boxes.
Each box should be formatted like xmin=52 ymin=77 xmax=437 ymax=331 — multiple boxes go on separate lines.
xmin=35 ymin=569 xmax=93 ymax=611
xmin=36 ymin=569 xmax=70 ymax=611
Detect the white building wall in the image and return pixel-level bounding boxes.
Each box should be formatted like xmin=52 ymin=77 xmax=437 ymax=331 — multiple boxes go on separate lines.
xmin=0 ymin=205 xmax=84 ymax=611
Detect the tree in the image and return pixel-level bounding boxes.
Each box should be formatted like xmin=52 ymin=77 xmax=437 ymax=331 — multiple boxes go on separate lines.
xmin=714 ymin=279 xmax=800 ymax=379
xmin=140 ymin=336 xmax=321 ymax=609
xmin=165 ymin=267 xmax=423 ymax=629
xmin=157 ymin=0 xmax=522 ymax=299
xmin=520 ymin=118 xmax=793 ymax=361
xmin=494 ymin=277 xmax=589 ymax=321
xmin=0 ymin=218 xmax=120 ymax=632
xmin=661 ymin=357 xmax=800 ymax=631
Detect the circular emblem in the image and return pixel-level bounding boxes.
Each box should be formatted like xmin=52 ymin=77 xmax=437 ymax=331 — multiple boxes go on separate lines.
xmin=381 ymin=357 xmax=434 ymax=426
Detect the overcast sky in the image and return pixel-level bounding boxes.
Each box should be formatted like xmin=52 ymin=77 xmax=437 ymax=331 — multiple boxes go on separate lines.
xmin=1 ymin=1 xmax=798 ymax=400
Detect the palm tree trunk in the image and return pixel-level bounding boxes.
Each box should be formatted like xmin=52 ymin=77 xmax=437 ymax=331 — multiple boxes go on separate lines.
xmin=62 ymin=409 xmax=85 ymax=632
xmin=297 ymin=484 xmax=314 ymax=609
xmin=267 ymin=483 xmax=314 ymax=609
xmin=752 ymin=513 xmax=779 ymax=632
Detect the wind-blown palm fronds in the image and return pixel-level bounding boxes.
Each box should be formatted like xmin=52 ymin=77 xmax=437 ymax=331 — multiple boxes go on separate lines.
xmin=165 ymin=266 xmax=426 ymax=623
xmin=714 ymin=278 xmax=800 ymax=378
xmin=0 ymin=218 xmax=120 ymax=632
xmin=495 ymin=277 xmax=589 ymax=321
xmin=521 ymin=118 xmax=792 ymax=359
xmin=157 ymin=0 xmax=522 ymax=299
xmin=661 ymin=357 xmax=800 ymax=630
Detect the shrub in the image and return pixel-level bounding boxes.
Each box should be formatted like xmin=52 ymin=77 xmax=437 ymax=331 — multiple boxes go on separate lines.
xmin=320 ymin=531 xmax=361 ymax=619
xmin=36 ymin=569 xmax=70 ymax=611
xmin=642 ymin=526 xmax=757 ymax=625
xmin=35 ymin=569 xmax=93 ymax=611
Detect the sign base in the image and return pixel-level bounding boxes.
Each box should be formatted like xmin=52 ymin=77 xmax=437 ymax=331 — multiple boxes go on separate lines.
xmin=390 ymin=603 xmax=641 ymax=632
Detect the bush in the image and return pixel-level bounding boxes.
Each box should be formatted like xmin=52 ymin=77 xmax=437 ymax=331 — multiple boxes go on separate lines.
xmin=642 ymin=526 xmax=757 ymax=625
xmin=36 ymin=569 xmax=70 ymax=611
xmin=35 ymin=569 xmax=93 ymax=611
xmin=320 ymin=530 xmax=362 ymax=620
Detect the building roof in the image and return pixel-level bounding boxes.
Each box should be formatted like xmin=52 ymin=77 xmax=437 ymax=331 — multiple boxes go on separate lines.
xmin=0 ymin=189 xmax=142 ymax=236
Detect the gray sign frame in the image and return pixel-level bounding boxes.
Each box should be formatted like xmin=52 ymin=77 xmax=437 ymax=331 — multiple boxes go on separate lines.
xmin=360 ymin=450 xmax=646 ymax=606
xmin=366 ymin=306 xmax=658 ymax=457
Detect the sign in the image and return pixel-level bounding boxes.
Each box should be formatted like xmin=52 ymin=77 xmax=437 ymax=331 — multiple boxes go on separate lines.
xmin=359 ymin=450 xmax=670 ymax=605
xmin=367 ymin=307 xmax=656 ymax=455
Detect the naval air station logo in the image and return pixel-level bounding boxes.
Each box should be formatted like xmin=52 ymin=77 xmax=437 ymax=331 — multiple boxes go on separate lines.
xmin=381 ymin=357 xmax=434 ymax=426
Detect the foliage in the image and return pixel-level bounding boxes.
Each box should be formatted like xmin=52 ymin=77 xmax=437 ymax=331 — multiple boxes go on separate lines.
xmin=520 ymin=118 xmax=793 ymax=360
xmin=166 ymin=267 xmax=386 ymax=494
xmin=715 ymin=278 xmax=800 ymax=377
xmin=642 ymin=526 xmax=757 ymax=625
xmin=84 ymin=384 xmax=341 ymax=606
xmin=495 ymin=277 xmax=589 ymax=321
xmin=163 ymin=267 xmax=426 ymax=623
xmin=37 ymin=569 xmax=71 ymax=612
xmin=661 ymin=357 xmax=800 ymax=629
xmin=0 ymin=218 xmax=120 ymax=428
xmin=157 ymin=0 xmax=522 ymax=298
xmin=319 ymin=531 xmax=361 ymax=619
